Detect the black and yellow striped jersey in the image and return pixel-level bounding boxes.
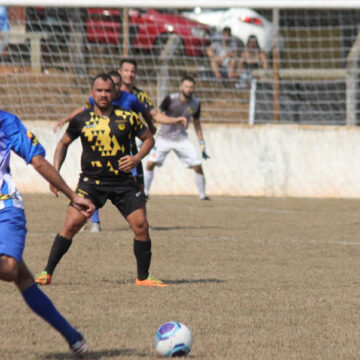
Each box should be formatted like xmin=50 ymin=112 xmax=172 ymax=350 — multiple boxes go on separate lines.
xmin=132 ymin=86 xmax=154 ymax=111
xmin=66 ymin=106 xmax=146 ymax=184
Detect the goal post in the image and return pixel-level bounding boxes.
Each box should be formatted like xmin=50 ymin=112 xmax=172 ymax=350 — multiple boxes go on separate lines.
xmin=2 ymin=1 xmax=360 ymax=9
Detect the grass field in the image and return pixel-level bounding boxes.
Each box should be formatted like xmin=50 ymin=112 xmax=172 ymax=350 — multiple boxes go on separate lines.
xmin=2 ymin=194 xmax=360 ymax=359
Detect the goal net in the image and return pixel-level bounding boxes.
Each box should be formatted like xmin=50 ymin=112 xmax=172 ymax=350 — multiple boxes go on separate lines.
xmin=1 ymin=2 xmax=360 ymax=125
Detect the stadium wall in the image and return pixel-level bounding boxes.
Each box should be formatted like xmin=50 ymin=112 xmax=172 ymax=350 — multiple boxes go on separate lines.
xmin=11 ymin=121 xmax=360 ymax=199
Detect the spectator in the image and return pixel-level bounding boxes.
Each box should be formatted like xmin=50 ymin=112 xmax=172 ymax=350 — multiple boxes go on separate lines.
xmin=236 ymin=35 xmax=268 ymax=88
xmin=206 ymin=26 xmax=238 ymax=79
xmin=0 ymin=6 xmax=9 ymax=58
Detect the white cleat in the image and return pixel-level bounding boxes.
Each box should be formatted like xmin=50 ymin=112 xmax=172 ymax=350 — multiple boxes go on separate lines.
xmin=90 ymin=222 xmax=101 ymax=233
xmin=70 ymin=335 xmax=88 ymax=358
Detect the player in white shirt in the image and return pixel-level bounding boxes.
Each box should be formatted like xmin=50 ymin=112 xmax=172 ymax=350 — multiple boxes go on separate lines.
xmin=144 ymin=75 xmax=210 ymax=200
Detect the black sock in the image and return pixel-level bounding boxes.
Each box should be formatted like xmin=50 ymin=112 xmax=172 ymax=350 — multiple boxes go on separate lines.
xmin=133 ymin=239 xmax=151 ymax=280
xmin=45 ymin=234 xmax=72 ymax=275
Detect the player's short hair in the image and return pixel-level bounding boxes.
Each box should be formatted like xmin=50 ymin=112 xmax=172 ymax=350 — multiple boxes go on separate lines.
xmin=181 ymin=75 xmax=195 ymax=85
xmin=222 ymin=26 xmax=232 ymax=35
xmin=91 ymin=73 xmax=115 ymax=88
xmin=108 ymin=70 xmax=122 ymax=80
xmin=120 ymin=58 xmax=137 ymax=69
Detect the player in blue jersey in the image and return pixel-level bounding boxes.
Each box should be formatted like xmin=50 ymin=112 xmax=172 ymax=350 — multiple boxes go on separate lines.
xmin=0 ymin=110 xmax=95 ymax=357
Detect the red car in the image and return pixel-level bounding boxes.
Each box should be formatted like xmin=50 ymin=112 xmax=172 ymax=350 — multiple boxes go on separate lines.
xmin=86 ymin=8 xmax=211 ymax=56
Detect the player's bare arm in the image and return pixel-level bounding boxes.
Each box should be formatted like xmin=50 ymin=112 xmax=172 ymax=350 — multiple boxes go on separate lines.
xmin=193 ymin=117 xmax=210 ymax=160
xmin=31 ymin=154 xmax=95 ymax=218
xmin=53 ymin=106 xmax=84 ymax=133
xmin=149 ymin=107 xmax=186 ymax=127
xmin=141 ymin=109 xmax=157 ymax=134
xmin=193 ymin=116 xmax=204 ymax=142
xmin=119 ymin=128 xmax=154 ymax=173
xmin=50 ymin=133 xmax=73 ymax=196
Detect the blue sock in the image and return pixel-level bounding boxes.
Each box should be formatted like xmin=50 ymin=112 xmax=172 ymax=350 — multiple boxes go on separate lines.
xmin=22 ymin=283 xmax=82 ymax=345
xmin=91 ymin=209 xmax=100 ymax=223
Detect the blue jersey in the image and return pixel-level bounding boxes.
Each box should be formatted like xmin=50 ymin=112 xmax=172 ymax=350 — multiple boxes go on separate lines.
xmin=87 ymin=91 xmax=146 ymax=113
xmin=0 ymin=110 xmax=46 ymax=209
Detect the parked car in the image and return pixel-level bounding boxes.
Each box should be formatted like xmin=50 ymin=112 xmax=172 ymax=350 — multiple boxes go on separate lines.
xmin=86 ymin=8 xmax=211 ymax=56
xmin=182 ymin=7 xmax=275 ymax=53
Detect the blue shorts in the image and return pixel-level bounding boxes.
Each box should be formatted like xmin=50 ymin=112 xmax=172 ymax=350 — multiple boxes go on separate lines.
xmin=0 ymin=207 xmax=27 ymax=262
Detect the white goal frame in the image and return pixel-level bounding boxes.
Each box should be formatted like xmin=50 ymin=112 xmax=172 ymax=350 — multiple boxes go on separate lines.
xmin=2 ymin=0 xmax=360 ymax=9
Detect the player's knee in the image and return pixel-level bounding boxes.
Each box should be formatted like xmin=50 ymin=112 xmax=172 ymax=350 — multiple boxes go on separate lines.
xmin=193 ymin=165 xmax=203 ymax=174
xmin=0 ymin=257 xmax=19 ymax=282
xmin=132 ymin=219 xmax=149 ymax=237
xmin=63 ymin=218 xmax=86 ymax=237
xmin=146 ymin=161 xmax=156 ymax=171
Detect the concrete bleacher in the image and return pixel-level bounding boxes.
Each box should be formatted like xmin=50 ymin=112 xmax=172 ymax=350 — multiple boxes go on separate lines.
xmin=8 ymin=24 xmax=49 ymax=72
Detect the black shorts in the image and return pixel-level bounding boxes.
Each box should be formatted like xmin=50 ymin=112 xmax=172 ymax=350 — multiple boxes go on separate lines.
xmin=74 ymin=178 xmax=146 ymax=218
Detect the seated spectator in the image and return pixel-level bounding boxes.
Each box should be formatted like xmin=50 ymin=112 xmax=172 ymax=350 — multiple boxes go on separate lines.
xmin=206 ymin=26 xmax=238 ymax=79
xmin=236 ymin=35 xmax=268 ymax=87
xmin=0 ymin=6 xmax=9 ymax=58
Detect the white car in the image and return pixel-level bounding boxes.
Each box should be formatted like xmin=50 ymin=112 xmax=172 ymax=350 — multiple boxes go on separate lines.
xmin=182 ymin=7 xmax=275 ymax=53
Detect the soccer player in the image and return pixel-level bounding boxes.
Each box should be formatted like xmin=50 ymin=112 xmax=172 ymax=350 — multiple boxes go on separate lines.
xmin=144 ymin=75 xmax=210 ymax=200
xmin=118 ymin=58 xmax=181 ymax=128
xmin=118 ymin=58 xmax=187 ymax=190
xmin=53 ymin=70 xmax=185 ymax=232
xmin=0 ymin=110 xmax=95 ymax=357
xmin=35 ymin=73 xmax=167 ymax=287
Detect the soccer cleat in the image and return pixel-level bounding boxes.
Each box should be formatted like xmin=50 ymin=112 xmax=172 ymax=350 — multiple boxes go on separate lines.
xmin=70 ymin=334 xmax=88 ymax=358
xmin=200 ymin=196 xmax=210 ymax=201
xmin=135 ymin=275 xmax=168 ymax=287
xmin=35 ymin=271 xmax=52 ymax=285
xmin=90 ymin=222 xmax=101 ymax=233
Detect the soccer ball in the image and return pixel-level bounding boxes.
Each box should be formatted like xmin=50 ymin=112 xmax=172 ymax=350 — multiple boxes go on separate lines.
xmin=154 ymin=322 xmax=193 ymax=357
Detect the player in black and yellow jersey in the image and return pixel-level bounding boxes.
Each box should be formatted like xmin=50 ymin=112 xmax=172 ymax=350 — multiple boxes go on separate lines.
xmin=35 ymin=73 xmax=167 ymax=287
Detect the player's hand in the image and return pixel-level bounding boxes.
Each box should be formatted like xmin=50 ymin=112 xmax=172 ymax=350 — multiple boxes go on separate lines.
xmin=199 ymin=140 xmax=210 ymax=160
xmin=176 ymin=117 xmax=187 ymax=127
xmin=119 ymin=155 xmax=139 ymax=173
xmin=71 ymin=195 xmax=96 ymax=218
xmin=50 ymin=184 xmax=60 ymax=197
xmin=53 ymin=120 xmax=64 ymax=133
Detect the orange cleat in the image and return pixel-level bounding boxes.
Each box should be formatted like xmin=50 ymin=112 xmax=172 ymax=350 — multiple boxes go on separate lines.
xmin=135 ymin=275 xmax=168 ymax=287
xmin=35 ymin=271 xmax=52 ymax=285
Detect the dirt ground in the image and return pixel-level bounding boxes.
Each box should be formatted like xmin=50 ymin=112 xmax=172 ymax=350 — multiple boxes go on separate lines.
xmin=2 ymin=194 xmax=360 ymax=359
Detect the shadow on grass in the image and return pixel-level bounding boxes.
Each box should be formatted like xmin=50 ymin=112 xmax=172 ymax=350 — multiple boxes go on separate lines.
xmin=43 ymin=348 xmax=147 ymax=359
xmin=59 ymin=278 xmax=224 ymax=286
xmin=165 ymin=278 xmax=224 ymax=284
xmin=99 ymin=278 xmax=224 ymax=286
xmin=149 ymin=225 xmax=224 ymax=231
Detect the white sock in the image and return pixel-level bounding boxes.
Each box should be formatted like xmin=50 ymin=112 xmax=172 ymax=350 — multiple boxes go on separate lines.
xmin=144 ymin=169 xmax=154 ymax=196
xmin=194 ymin=172 xmax=206 ymax=199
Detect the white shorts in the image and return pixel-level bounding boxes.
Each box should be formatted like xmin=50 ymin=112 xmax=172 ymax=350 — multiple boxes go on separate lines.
xmin=148 ymin=136 xmax=201 ymax=168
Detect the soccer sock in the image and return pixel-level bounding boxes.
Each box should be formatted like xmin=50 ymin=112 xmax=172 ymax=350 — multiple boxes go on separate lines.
xmin=144 ymin=169 xmax=154 ymax=196
xmin=22 ymin=283 xmax=82 ymax=345
xmin=194 ymin=172 xmax=206 ymax=199
xmin=45 ymin=234 xmax=72 ymax=275
xmin=91 ymin=209 xmax=100 ymax=223
xmin=133 ymin=239 xmax=152 ymax=280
